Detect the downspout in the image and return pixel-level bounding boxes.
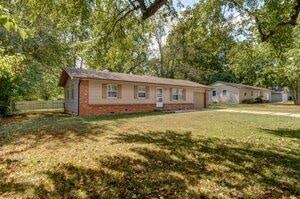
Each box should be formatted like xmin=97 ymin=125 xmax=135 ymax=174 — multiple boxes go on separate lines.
xmin=77 ymin=79 xmax=81 ymax=116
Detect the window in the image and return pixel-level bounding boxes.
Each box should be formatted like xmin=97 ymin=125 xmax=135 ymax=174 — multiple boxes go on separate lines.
xmin=172 ymin=88 xmax=183 ymax=101
xmin=107 ymin=84 xmax=117 ymax=98
xmin=244 ymin=92 xmax=247 ymax=96
xmin=251 ymin=91 xmax=254 ymax=96
xmin=222 ymin=90 xmax=227 ymax=95
xmin=259 ymin=91 xmax=263 ymax=96
xmin=212 ymin=90 xmax=216 ymax=96
xmin=138 ymin=86 xmax=146 ymax=99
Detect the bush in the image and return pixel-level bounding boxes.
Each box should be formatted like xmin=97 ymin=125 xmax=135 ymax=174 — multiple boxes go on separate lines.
xmin=254 ymin=97 xmax=263 ymax=103
xmin=242 ymin=97 xmax=264 ymax=104
xmin=0 ymin=100 xmax=15 ymax=116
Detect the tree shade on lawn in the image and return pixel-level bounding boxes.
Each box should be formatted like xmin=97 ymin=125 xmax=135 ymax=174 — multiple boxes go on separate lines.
xmin=0 ymin=111 xmax=299 ymax=198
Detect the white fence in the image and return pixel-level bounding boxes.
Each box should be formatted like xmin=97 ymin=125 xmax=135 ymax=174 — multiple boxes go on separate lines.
xmin=15 ymin=100 xmax=64 ymax=112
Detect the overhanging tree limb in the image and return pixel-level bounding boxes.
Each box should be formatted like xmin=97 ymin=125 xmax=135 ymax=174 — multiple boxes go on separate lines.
xmin=229 ymin=0 xmax=300 ymax=42
xmin=138 ymin=0 xmax=168 ymax=20
xmin=110 ymin=0 xmax=167 ymax=31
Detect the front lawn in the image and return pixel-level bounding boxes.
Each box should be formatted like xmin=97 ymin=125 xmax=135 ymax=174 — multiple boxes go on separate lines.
xmin=0 ymin=111 xmax=299 ymax=198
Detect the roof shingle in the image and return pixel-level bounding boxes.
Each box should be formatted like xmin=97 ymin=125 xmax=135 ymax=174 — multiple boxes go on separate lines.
xmin=210 ymin=81 xmax=270 ymax=91
xmin=59 ymin=68 xmax=209 ymax=88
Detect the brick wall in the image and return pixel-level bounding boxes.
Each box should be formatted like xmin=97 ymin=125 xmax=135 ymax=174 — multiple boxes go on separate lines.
xmin=78 ymin=80 xmax=196 ymax=116
xmin=163 ymin=103 xmax=194 ymax=110
xmin=79 ymin=80 xmax=89 ymax=116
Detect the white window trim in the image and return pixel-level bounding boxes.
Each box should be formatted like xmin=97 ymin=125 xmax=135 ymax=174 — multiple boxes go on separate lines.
xmin=222 ymin=90 xmax=227 ymax=96
xmin=137 ymin=86 xmax=146 ymax=100
xmin=172 ymin=88 xmax=183 ymax=101
xmin=107 ymin=84 xmax=117 ymax=99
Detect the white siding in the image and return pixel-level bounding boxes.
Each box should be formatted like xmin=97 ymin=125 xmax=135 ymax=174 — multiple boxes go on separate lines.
xmin=239 ymin=89 xmax=271 ymax=102
xmin=64 ymin=77 xmax=79 ymax=115
xmin=88 ymin=80 xmax=204 ymax=105
xmin=210 ymin=83 xmax=271 ymax=104
xmin=210 ymin=83 xmax=240 ymax=104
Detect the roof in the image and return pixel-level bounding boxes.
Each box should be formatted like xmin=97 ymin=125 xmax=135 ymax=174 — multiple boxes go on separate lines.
xmin=58 ymin=68 xmax=209 ymax=88
xmin=210 ymin=81 xmax=270 ymax=91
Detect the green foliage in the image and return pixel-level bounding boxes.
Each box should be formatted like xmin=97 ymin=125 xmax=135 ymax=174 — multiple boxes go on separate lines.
xmin=228 ymin=23 xmax=300 ymax=104
xmin=228 ymin=42 xmax=278 ymax=86
xmin=158 ymin=1 xmax=236 ymax=84
xmin=207 ymin=72 xmax=238 ymax=84
xmin=0 ymin=4 xmax=26 ymax=39
xmin=84 ymin=0 xmax=152 ymax=74
xmin=0 ymin=0 xmax=299 ymax=107
xmin=0 ymin=53 xmax=25 ymax=116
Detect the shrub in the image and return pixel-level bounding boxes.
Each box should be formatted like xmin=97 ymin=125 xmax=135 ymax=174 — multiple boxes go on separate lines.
xmin=254 ymin=97 xmax=263 ymax=103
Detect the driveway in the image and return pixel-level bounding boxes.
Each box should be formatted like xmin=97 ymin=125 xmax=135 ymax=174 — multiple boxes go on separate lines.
xmin=215 ymin=109 xmax=300 ymax=118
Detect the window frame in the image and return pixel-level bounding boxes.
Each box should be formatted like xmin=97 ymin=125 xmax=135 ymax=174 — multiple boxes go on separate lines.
xmin=137 ymin=86 xmax=146 ymax=100
xmin=172 ymin=88 xmax=183 ymax=101
xmin=222 ymin=90 xmax=227 ymax=95
xmin=107 ymin=84 xmax=118 ymax=99
xmin=212 ymin=90 xmax=216 ymax=97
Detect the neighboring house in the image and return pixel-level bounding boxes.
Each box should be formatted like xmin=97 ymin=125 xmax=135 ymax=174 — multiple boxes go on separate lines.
xmin=270 ymin=87 xmax=290 ymax=102
xmin=209 ymin=81 xmax=271 ymax=104
xmin=58 ymin=68 xmax=210 ymax=116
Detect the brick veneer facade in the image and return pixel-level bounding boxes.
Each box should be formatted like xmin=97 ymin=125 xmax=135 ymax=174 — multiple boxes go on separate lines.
xmin=78 ymin=80 xmax=200 ymax=116
xmin=163 ymin=103 xmax=194 ymax=110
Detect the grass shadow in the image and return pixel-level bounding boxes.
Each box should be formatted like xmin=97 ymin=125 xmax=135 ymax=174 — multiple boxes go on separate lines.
xmin=261 ymin=128 xmax=300 ymax=139
xmin=0 ymin=111 xmax=170 ymax=154
xmin=33 ymin=130 xmax=300 ymax=198
xmin=0 ymin=158 xmax=33 ymax=196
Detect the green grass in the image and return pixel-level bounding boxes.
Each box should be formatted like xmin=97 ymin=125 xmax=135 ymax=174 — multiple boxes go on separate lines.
xmin=0 ymin=111 xmax=299 ymax=198
xmin=209 ymin=103 xmax=300 ymax=113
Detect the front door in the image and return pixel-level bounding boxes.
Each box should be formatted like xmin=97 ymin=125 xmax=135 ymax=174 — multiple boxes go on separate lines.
xmin=156 ymin=87 xmax=163 ymax=108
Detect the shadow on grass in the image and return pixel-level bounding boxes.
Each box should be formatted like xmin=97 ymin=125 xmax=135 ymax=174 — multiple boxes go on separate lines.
xmin=0 ymin=112 xmax=168 ymax=150
xmin=261 ymin=128 xmax=300 ymax=139
xmin=0 ymin=158 xmax=33 ymax=196
xmin=32 ymin=130 xmax=300 ymax=198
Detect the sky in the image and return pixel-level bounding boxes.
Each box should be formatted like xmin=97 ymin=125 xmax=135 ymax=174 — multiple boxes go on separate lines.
xmin=175 ymin=0 xmax=198 ymax=9
xmin=149 ymin=0 xmax=198 ymax=57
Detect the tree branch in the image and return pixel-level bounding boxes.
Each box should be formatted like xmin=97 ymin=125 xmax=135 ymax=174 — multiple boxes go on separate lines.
xmin=229 ymin=0 xmax=300 ymax=42
xmin=140 ymin=0 xmax=167 ymax=20
xmin=110 ymin=4 xmax=140 ymax=32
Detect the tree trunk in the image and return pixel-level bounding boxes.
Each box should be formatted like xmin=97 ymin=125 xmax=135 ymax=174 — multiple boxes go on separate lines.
xmin=295 ymin=82 xmax=300 ymax=105
xmin=290 ymin=81 xmax=300 ymax=105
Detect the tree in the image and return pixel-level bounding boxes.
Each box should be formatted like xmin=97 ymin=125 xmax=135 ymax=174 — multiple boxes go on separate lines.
xmin=0 ymin=53 xmax=26 ymax=115
xmin=277 ymin=25 xmax=300 ymax=104
xmin=228 ymin=0 xmax=300 ymax=42
xmin=161 ymin=1 xmax=236 ymax=84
